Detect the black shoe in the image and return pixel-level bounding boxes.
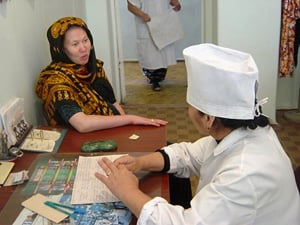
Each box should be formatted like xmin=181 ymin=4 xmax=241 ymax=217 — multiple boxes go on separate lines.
xmin=152 ymin=82 xmax=161 ymax=91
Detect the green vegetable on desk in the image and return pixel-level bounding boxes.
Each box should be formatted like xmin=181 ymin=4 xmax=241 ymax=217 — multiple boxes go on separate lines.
xmin=81 ymin=139 xmax=118 ymax=152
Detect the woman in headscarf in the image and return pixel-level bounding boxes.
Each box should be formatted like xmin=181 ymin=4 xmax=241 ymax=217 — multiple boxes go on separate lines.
xmin=95 ymin=44 xmax=300 ymax=225
xmin=36 ymin=17 xmax=167 ymax=133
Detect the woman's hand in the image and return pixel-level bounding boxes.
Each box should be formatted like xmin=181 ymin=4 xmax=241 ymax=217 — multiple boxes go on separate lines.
xmin=114 ymin=155 xmax=141 ymax=172
xmin=141 ymin=13 xmax=151 ymax=22
xmin=95 ymin=157 xmax=139 ymax=200
xmin=170 ymin=0 xmax=181 ymax=11
xmin=69 ymin=112 xmax=167 ymax=133
xmin=130 ymin=115 xmax=168 ymax=127
xmin=115 ymin=152 xmax=165 ymax=172
xmin=95 ymin=157 xmax=152 ymax=217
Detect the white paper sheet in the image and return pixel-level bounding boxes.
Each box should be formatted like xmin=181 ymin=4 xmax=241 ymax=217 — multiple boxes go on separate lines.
xmin=147 ymin=10 xmax=184 ymax=50
xmin=71 ymin=155 xmax=126 ymax=204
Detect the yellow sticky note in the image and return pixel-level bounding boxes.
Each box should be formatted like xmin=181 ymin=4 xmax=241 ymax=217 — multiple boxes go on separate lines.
xmin=0 ymin=161 xmax=14 ymax=185
xmin=21 ymin=193 xmax=68 ymax=223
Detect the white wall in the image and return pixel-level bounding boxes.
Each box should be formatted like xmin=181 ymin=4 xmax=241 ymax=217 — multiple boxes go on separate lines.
xmin=216 ymin=0 xmax=281 ymax=123
xmin=86 ymin=0 xmax=112 ymax=81
xmin=277 ymin=60 xmax=300 ymax=109
xmin=0 ymin=0 xmax=86 ymax=130
xmin=85 ymin=0 xmax=125 ymax=102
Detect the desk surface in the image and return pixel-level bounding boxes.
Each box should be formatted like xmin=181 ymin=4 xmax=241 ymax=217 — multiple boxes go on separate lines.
xmin=0 ymin=125 xmax=168 ymax=224
xmin=59 ymin=125 xmax=166 ymax=153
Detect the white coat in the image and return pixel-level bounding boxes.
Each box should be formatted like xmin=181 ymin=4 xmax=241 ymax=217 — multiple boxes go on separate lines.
xmin=129 ymin=0 xmax=177 ymax=70
xmin=137 ymin=126 xmax=300 ymax=225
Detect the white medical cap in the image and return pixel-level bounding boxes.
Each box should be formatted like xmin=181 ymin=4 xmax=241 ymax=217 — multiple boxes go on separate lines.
xmin=183 ymin=43 xmax=259 ymax=119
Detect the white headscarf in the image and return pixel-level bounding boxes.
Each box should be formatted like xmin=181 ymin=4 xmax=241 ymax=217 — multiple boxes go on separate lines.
xmin=183 ymin=43 xmax=259 ymax=120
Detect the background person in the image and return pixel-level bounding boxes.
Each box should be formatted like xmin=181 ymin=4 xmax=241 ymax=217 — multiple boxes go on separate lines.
xmin=36 ymin=17 xmax=167 ymax=133
xmin=95 ymin=44 xmax=300 ymax=224
xmin=127 ymin=0 xmax=182 ymax=91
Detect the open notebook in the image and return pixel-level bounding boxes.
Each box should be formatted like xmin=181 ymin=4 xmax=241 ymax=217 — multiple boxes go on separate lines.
xmin=19 ymin=128 xmax=67 ymax=153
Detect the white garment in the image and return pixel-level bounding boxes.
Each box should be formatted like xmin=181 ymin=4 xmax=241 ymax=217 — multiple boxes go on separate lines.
xmin=147 ymin=10 xmax=184 ymax=50
xmin=138 ymin=126 xmax=300 ymax=225
xmin=129 ymin=0 xmax=177 ymax=69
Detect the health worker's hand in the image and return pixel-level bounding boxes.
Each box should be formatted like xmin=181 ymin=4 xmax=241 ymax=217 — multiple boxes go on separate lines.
xmin=95 ymin=157 xmax=139 ymax=200
xmin=114 ymin=155 xmax=141 ymax=173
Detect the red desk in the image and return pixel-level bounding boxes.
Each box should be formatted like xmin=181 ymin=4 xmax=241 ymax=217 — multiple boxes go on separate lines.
xmin=59 ymin=125 xmax=166 ymax=153
xmin=0 ymin=125 xmax=168 ymax=224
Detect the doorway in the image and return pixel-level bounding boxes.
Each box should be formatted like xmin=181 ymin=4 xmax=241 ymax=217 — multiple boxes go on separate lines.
xmin=114 ymin=0 xmax=202 ymax=103
xmin=118 ymin=0 xmax=202 ymax=61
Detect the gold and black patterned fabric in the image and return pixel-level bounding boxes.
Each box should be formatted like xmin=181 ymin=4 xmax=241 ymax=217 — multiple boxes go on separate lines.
xmin=36 ymin=17 xmax=116 ymax=126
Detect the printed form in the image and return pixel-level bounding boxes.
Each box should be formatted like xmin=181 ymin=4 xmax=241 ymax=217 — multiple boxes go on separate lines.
xmin=71 ymin=154 xmax=126 ymax=204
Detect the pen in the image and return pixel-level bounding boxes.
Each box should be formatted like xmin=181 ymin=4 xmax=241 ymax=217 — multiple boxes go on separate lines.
xmin=64 ymin=159 xmax=77 ymax=192
xmin=44 ymin=201 xmax=86 ymax=218
xmin=34 ymin=159 xmax=51 ymax=194
xmin=49 ymin=159 xmax=64 ymax=193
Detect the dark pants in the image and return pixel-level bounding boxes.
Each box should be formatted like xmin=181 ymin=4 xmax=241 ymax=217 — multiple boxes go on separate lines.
xmin=143 ymin=68 xmax=167 ymax=83
xmin=166 ymin=141 xmax=193 ymax=208
xmin=169 ymin=174 xmax=193 ymax=209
